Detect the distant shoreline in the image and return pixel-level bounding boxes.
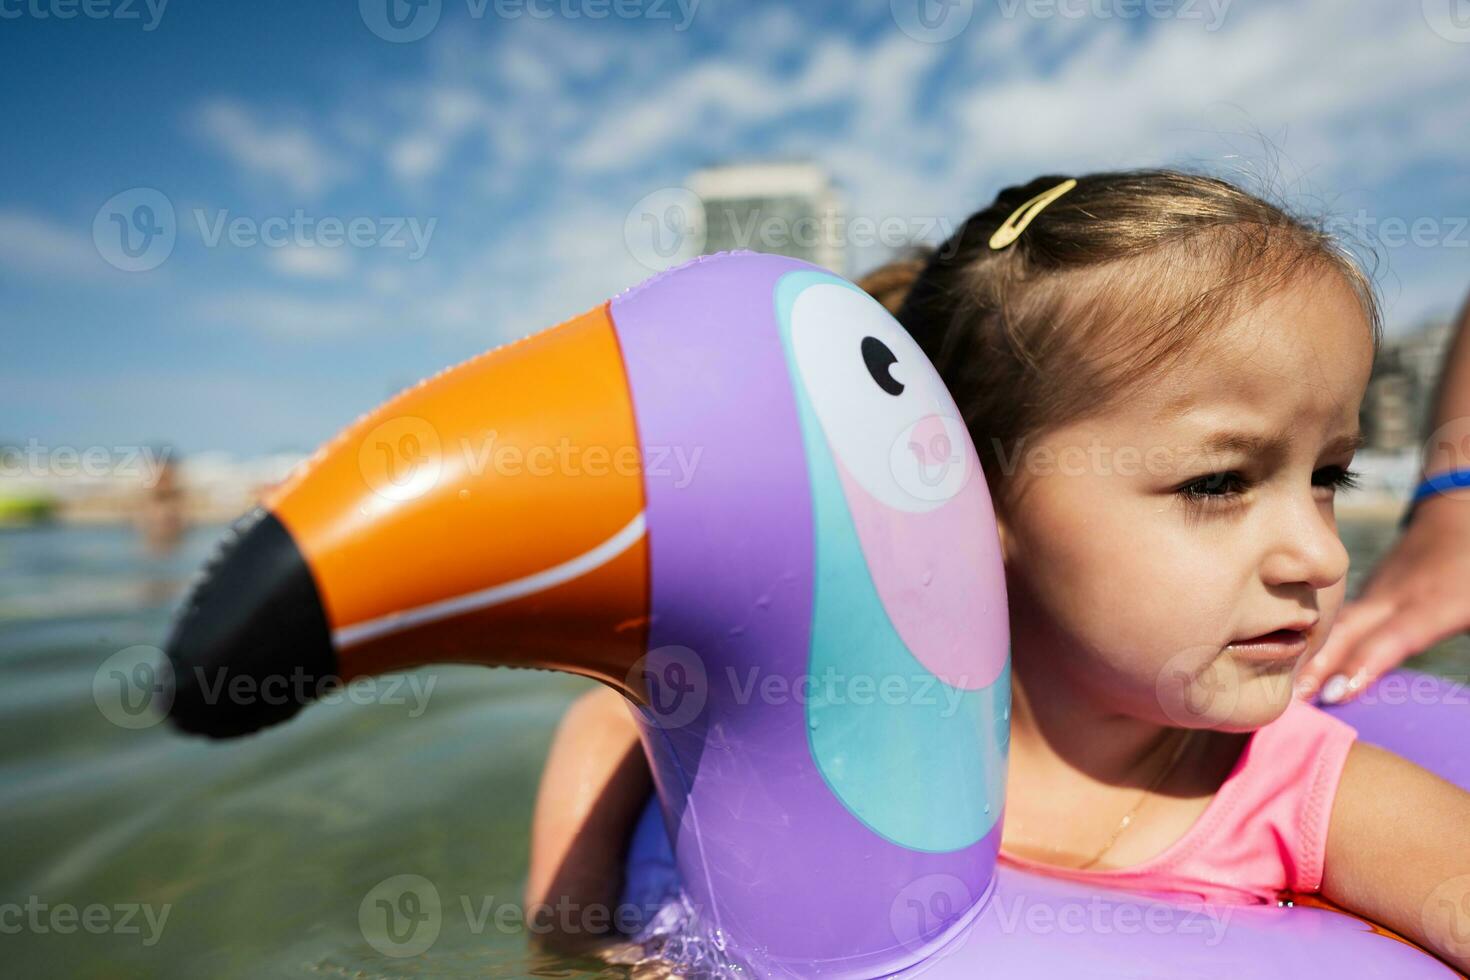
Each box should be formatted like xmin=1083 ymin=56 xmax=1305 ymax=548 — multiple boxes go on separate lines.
xmin=1 ymin=501 xmax=1414 ymax=530
xmin=1335 ymin=499 xmax=1412 ymax=523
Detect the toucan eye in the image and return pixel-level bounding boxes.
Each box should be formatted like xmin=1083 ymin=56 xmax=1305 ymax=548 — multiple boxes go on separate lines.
xmin=788 ymin=281 xmax=971 ymax=510
xmin=861 ymin=336 xmax=904 ymax=396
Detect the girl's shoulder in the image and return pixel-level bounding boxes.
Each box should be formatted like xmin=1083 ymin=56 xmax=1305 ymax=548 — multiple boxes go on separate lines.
xmin=1217 ymin=698 xmax=1359 ymax=886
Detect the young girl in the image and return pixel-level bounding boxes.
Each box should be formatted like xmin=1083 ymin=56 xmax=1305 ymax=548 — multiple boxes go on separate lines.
xmin=525 ymin=169 xmax=1470 ymax=970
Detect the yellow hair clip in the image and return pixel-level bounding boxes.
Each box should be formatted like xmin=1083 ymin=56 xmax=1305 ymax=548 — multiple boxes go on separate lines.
xmin=987 ymin=178 xmax=1078 ymax=250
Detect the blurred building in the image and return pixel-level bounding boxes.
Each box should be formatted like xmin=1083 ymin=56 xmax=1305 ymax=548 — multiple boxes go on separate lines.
xmin=688 ymin=161 xmax=845 ymax=275
xmin=1362 ymin=318 xmax=1455 ymax=452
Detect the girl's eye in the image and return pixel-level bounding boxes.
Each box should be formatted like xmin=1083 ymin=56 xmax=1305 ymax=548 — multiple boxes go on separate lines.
xmin=1175 ymin=466 xmax=1362 ymax=511
xmin=1177 ymin=471 xmax=1249 ymax=504
xmin=1313 ymin=465 xmax=1361 ymax=492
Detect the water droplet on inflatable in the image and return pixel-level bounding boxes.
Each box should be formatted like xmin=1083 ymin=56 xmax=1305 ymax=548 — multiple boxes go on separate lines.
xmin=754 ymin=594 xmax=771 ymax=609
xmin=921 ymin=569 xmax=934 ymax=586
xmin=728 ymin=625 xmax=745 ymax=637
xmin=984 ymin=804 xmax=991 ymax=815
xmin=808 ymin=717 xmax=819 ymax=730
xmin=458 ymin=488 xmax=469 ymax=500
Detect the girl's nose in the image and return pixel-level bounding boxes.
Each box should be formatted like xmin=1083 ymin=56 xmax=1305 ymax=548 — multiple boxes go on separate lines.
xmin=1259 ymin=492 xmax=1350 ymax=591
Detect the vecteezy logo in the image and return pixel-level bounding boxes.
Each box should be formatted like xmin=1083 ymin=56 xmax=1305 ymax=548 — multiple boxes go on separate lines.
xmin=1424 ymin=0 xmax=1470 ymax=41
xmin=626 ymin=644 xmax=708 ymax=730
xmin=359 ymin=0 xmax=442 ymax=42
xmin=358 ymin=416 xmax=444 ymax=502
xmin=93 ymin=645 xmax=174 ymax=729
xmin=892 ymin=413 xmax=972 ymax=504
xmin=359 ymin=874 xmax=442 ymax=958
xmin=93 ymin=188 xmax=176 ymax=272
xmin=890 ymin=873 xmax=976 ymax=952
xmin=1422 ymin=875 xmax=1470 ymax=959
xmin=624 ymin=187 xmax=706 ymax=272
xmin=891 ymin=0 xmax=973 ymax=43
xmin=1420 ymin=416 xmax=1470 ymax=506
xmin=1155 ymin=644 xmax=1240 ymax=727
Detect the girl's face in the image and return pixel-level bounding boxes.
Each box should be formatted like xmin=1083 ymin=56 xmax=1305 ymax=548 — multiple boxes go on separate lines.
xmin=997 ymin=268 xmax=1375 ymax=731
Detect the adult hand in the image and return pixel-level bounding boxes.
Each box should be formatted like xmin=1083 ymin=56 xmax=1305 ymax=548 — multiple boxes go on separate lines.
xmin=1299 ymin=494 xmax=1470 ymax=703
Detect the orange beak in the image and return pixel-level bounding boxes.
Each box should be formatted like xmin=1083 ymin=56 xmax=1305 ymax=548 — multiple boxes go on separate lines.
xmin=163 ymin=304 xmax=650 ymax=737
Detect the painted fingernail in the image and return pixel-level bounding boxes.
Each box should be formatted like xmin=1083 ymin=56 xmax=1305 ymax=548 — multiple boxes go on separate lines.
xmin=1320 ymin=675 xmax=1350 ymax=704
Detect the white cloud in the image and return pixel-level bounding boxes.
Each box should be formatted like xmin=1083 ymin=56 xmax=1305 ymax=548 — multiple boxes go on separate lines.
xmin=388 ymin=135 xmax=447 ymax=182
xmin=565 ymin=37 xmax=869 ymax=173
xmin=188 ymin=193 xmax=646 ymax=345
xmin=198 ymin=100 xmax=347 ymax=197
xmin=181 ymin=5 xmax=1470 ymax=345
xmin=726 ymin=4 xmax=805 ymax=59
xmin=265 ymin=244 xmax=354 ymax=280
xmin=0 ymin=210 xmax=107 ymax=281
xmin=946 ymin=1 xmax=1466 ymax=196
xmin=413 ymin=196 xmax=649 ymax=340
xmin=384 ymin=87 xmax=493 ymax=183
xmin=497 ymin=46 xmax=555 ymax=94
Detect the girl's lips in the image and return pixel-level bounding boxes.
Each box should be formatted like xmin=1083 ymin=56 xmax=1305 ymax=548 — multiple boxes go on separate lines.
xmin=1226 ymin=628 xmax=1310 ymax=662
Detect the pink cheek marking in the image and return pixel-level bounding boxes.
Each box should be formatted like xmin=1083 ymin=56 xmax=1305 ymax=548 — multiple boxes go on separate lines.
xmin=834 ymin=443 xmax=1008 ymax=690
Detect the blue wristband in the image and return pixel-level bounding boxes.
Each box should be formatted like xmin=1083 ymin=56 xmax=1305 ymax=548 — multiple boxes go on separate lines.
xmin=1400 ymin=467 xmax=1470 ymax=529
xmin=1411 ymin=467 xmax=1470 ymax=504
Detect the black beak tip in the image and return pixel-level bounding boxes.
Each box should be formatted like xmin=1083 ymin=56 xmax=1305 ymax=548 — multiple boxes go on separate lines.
xmin=162 ymin=506 xmax=339 ymax=739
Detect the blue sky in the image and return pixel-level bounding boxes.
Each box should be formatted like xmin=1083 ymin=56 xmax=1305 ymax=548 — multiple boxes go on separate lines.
xmin=2 ymin=0 xmax=1468 ymax=455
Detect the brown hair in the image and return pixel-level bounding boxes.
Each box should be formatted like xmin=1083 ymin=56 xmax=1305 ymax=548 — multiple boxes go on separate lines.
xmin=857 ymin=168 xmax=1382 ymax=512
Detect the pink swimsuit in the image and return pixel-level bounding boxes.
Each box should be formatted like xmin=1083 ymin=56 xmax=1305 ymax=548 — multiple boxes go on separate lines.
xmin=998 ymin=699 xmax=1359 ymax=904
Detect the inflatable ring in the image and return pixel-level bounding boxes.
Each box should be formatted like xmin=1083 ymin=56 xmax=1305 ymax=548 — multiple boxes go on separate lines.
xmin=161 ymin=251 xmax=1468 ymax=977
